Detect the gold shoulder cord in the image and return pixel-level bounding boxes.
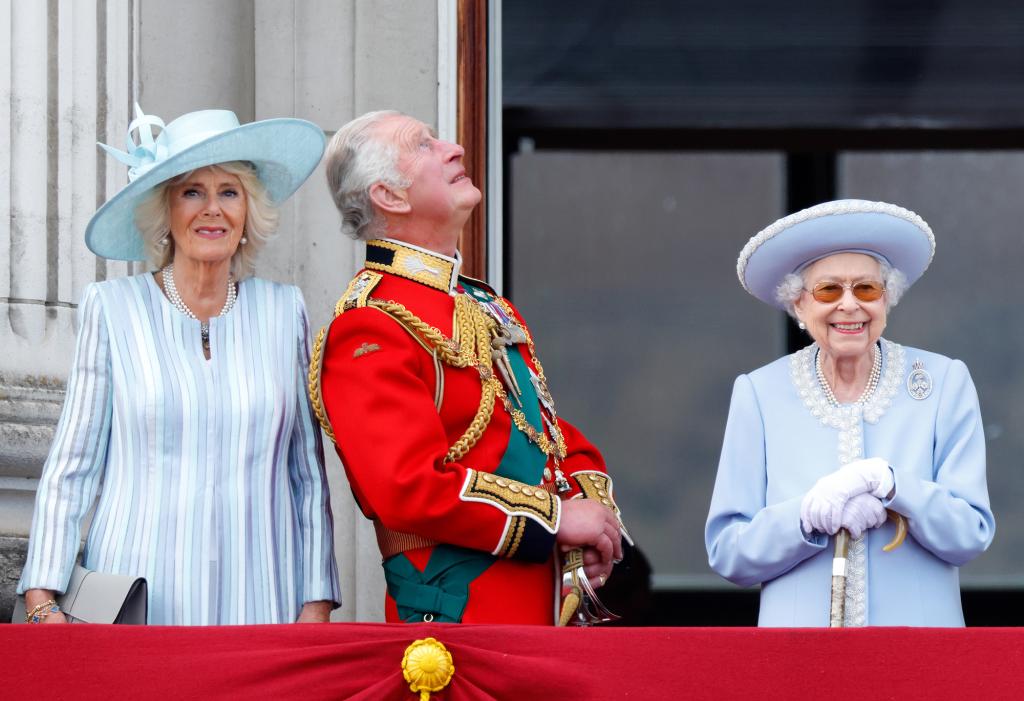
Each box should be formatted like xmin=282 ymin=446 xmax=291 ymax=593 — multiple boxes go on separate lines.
xmin=309 ymin=280 xmax=565 ymax=463
xmin=308 ymin=280 xmax=497 ymax=460
xmin=368 ymin=294 xmax=499 ymax=462
xmin=308 ymin=271 xmax=383 ymax=444
xmin=308 ymin=323 xmax=337 ymax=443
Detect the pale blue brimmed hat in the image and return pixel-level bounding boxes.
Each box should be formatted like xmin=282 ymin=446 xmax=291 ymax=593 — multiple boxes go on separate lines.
xmin=85 ymin=105 xmax=325 ymax=261
xmin=737 ymin=199 xmax=936 ymax=309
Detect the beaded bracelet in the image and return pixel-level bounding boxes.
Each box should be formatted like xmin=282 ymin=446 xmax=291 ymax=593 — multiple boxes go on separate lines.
xmin=25 ymin=599 xmax=60 ymax=624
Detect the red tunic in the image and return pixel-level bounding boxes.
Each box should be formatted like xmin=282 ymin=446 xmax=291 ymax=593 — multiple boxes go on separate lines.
xmin=315 ymin=243 xmax=610 ymax=624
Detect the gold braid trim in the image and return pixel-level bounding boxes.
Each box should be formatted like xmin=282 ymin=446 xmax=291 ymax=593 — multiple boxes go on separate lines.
xmin=573 ymin=471 xmax=620 ymax=515
xmin=443 ymin=293 xmax=567 ymax=461
xmin=496 ymin=516 xmax=528 ymax=558
xmin=308 ymin=324 xmax=335 ymax=442
xmin=446 ymin=376 xmax=498 ymax=462
xmin=461 ymin=470 xmax=559 ymax=532
xmin=367 ymin=295 xmax=498 ymax=461
xmin=310 ymin=286 xmax=566 ymax=462
xmin=365 ymin=239 xmax=457 ymax=292
xmin=572 ymin=470 xmax=632 ymax=544
xmin=309 ymin=271 xmax=384 ymax=444
xmin=367 ymin=297 xmax=476 ymax=367
xmin=495 ymin=388 xmax=565 ymax=459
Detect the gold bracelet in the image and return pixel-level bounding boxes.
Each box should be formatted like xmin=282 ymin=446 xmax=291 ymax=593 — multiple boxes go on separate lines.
xmin=25 ymin=599 xmax=59 ymax=624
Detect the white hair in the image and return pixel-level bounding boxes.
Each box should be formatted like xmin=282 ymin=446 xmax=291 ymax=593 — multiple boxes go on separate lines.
xmin=774 ymin=258 xmax=908 ymax=318
xmin=323 ymin=110 xmax=412 ymax=241
xmin=135 ymin=161 xmax=278 ymax=279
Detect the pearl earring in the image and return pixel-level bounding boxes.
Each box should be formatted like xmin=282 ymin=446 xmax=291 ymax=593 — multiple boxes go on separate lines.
xmin=798 ymin=320 xmax=806 ymax=330
xmin=240 ymin=236 xmax=248 ymax=245
xmin=158 ymin=235 xmax=170 ymax=247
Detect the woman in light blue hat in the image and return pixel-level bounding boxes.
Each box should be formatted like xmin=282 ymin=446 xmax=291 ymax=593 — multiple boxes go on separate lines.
xmin=705 ymin=200 xmax=994 ymax=626
xmin=17 ymin=107 xmax=341 ymax=624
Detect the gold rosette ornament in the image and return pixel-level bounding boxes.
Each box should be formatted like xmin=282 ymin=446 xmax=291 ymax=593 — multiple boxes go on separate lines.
xmin=401 ymin=637 xmax=455 ymax=700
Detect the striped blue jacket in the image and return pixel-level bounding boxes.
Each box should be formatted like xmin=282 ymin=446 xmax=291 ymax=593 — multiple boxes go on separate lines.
xmin=18 ymin=273 xmax=341 ymax=624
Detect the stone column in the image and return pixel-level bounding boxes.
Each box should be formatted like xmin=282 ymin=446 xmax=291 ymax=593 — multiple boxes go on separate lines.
xmin=0 ymin=0 xmax=134 ymax=620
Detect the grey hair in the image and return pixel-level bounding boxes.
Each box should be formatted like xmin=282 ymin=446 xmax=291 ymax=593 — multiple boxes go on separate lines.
xmin=324 ymin=110 xmax=412 ymax=241
xmin=775 ymin=258 xmax=909 ymax=318
xmin=134 ymin=161 xmax=278 ymax=279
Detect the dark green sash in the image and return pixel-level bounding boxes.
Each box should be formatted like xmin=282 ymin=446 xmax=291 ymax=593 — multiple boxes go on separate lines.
xmin=385 ymin=545 xmax=495 ymax=622
xmin=383 ymin=287 xmax=548 ymax=622
xmin=495 ymin=344 xmax=548 ymax=483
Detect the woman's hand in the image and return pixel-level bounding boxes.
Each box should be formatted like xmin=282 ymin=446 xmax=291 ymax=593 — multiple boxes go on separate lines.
xmin=296 ymin=600 xmax=332 ymax=623
xmin=801 ymin=458 xmax=894 ymax=535
xmin=801 ymin=469 xmax=870 ymax=535
xmin=839 ymin=493 xmax=887 ymax=539
xmin=24 ymin=589 xmax=68 ymax=624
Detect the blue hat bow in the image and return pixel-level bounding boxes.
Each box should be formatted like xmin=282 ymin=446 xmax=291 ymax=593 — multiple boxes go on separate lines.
xmin=98 ymin=104 xmax=171 ymax=182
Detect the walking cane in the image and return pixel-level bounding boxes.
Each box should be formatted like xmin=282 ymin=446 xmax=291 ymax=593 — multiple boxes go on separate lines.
xmin=829 ymin=510 xmax=907 ymax=628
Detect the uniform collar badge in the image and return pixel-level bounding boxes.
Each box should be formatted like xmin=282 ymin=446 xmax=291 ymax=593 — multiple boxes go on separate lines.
xmin=365 ymin=238 xmax=461 ymax=294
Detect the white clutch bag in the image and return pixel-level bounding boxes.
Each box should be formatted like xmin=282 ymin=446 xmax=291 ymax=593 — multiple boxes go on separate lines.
xmin=12 ymin=564 xmax=148 ymax=624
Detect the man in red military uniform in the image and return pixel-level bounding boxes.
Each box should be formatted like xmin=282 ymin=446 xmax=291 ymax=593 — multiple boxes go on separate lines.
xmin=312 ymin=110 xmax=627 ymax=624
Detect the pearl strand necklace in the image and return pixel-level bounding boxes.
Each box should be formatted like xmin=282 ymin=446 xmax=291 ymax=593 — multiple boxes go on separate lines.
xmin=162 ymin=263 xmax=237 ymax=351
xmin=816 ymin=343 xmax=881 ymax=407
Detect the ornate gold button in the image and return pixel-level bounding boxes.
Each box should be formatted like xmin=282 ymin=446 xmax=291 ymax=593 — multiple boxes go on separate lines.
xmin=482 ymin=474 xmax=496 ymax=483
xmin=496 ymin=478 xmax=509 ymax=487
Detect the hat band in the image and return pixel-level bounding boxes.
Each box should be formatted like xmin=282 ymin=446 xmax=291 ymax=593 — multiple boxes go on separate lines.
xmin=131 ymin=128 xmax=240 ymax=180
xmin=794 ymin=248 xmax=893 ymax=275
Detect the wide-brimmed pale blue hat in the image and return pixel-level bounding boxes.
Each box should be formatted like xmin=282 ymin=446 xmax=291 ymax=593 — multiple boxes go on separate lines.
xmin=85 ymin=105 xmax=325 ymax=261
xmin=737 ymin=199 xmax=936 ymax=308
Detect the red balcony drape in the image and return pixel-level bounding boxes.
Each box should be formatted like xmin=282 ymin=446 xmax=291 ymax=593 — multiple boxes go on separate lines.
xmin=4 ymin=624 xmax=1023 ymax=700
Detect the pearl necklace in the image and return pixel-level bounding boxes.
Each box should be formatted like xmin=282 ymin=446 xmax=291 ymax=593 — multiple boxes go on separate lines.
xmin=815 ymin=343 xmax=881 ymax=407
xmin=162 ymin=263 xmax=237 ymax=351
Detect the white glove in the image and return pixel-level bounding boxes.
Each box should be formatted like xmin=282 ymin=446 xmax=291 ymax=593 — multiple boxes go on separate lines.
xmin=846 ymin=457 xmax=895 ymax=500
xmin=839 ymin=493 xmax=887 ymax=540
xmin=801 ymin=458 xmax=894 ymax=535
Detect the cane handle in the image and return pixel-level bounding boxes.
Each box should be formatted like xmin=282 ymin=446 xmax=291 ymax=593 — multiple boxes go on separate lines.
xmin=882 ymin=510 xmax=907 ymax=552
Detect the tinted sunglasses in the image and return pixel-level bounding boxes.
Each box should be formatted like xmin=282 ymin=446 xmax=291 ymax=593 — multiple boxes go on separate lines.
xmin=805 ymin=280 xmax=885 ymax=303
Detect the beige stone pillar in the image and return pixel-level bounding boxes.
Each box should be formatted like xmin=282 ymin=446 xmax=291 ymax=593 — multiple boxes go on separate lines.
xmin=0 ymin=0 xmax=133 ymax=619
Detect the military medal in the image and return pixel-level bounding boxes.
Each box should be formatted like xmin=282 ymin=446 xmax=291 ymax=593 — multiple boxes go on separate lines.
xmin=530 ymin=368 xmax=556 ymax=415
xmin=451 ymin=288 xmax=570 ymax=469
xmin=490 ymin=326 xmax=523 ymax=404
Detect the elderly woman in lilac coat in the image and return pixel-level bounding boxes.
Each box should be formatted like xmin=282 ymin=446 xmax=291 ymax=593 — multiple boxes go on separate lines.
xmin=705 ymin=200 xmax=994 ymax=626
